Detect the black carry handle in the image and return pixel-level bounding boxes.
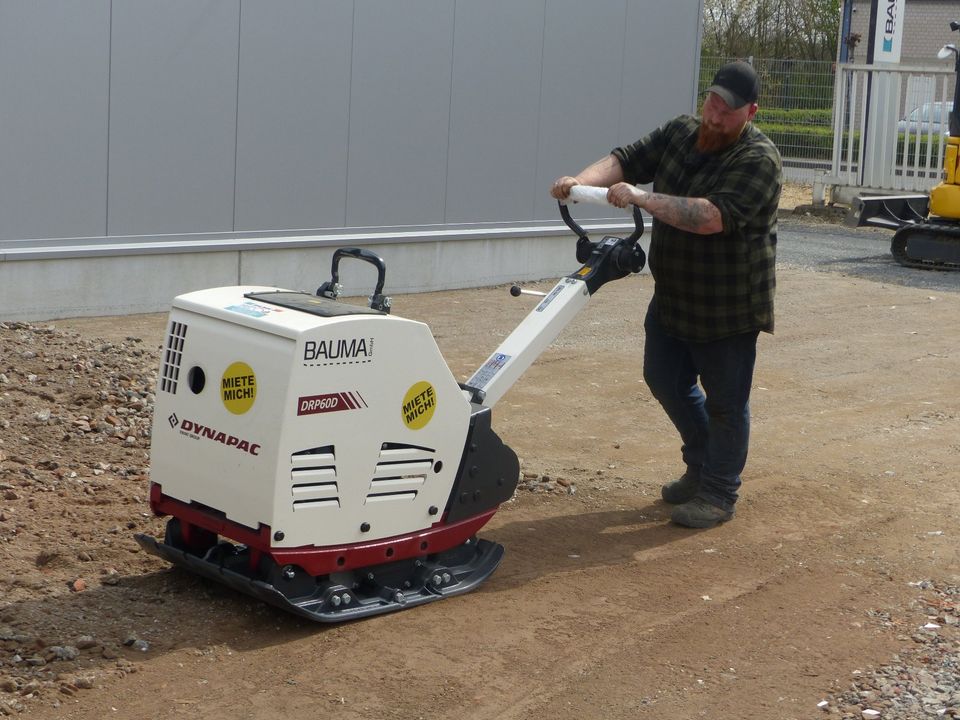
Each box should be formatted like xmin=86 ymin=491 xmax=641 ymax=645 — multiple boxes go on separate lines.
xmin=559 ymin=201 xmax=645 ymax=257
xmin=316 ymin=247 xmax=392 ymax=313
xmin=557 ymin=185 xmax=645 ymax=272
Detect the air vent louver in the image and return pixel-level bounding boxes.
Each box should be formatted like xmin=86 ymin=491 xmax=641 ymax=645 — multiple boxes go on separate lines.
xmin=291 ymin=445 xmax=339 ymax=510
xmin=159 ymin=321 xmax=188 ymax=394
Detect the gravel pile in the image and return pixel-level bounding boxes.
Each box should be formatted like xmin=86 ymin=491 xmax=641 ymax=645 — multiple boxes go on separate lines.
xmin=0 ymin=321 xmax=163 ymax=715
xmin=825 ymin=582 xmax=960 ymax=719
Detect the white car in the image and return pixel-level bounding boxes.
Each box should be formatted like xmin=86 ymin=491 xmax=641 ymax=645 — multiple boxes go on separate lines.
xmin=897 ymin=101 xmax=953 ymax=135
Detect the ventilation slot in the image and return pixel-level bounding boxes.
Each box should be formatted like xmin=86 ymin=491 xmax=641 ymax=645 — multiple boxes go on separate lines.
xmin=291 ymin=445 xmax=338 ymax=510
xmin=159 ymin=321 xmax=188 ymax=394
xmin=365 ymin=446 xmax=433 ymax=504
xmin=365 ymin=490 xmax=418 ymax=504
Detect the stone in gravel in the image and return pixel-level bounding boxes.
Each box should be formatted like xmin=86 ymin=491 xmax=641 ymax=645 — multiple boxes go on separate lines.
xmin=18 ymin=680 xmax=40 ymax=696
xmin=70 ymin=578 xmax=86 ymax=592
xmin=73 ymin=676 xmax=94 ymax=690
xmin=0 ymin=678 xmax=16 ymax=693
xmin=47 ymin=646 xmax=79 ymax=661
xmin=75 ymin=636 xmax=98 ymax=650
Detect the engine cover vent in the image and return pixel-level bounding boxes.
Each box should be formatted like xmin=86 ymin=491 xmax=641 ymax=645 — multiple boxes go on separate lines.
xmin=159 ymin=321 xmax=188 ymax=394
xmin=366 ymin=444 xmax=436 ymax=505
xmin=291 ymin=445 xmax=339 ymax=510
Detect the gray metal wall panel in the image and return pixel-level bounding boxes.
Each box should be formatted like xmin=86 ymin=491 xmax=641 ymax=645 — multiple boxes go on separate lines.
xmin=0 ymin=1 xmax=110 ymax=241
xmin=346 ymin=1 xmax=455 ymax=227
xmin=619 ymin=0 xmax=702 ymax=144
xmin=0 ymin=0 xmax=704 ymax=252
xmin=234 ymin=1 xmax=353 ymax=232
xmin=534 ymin=0 xmax=630 ymax=222
xmin=107 ymin=0 xmax=240 ymax=236
xmin=445 ymin=0 xmax=545 ymax=224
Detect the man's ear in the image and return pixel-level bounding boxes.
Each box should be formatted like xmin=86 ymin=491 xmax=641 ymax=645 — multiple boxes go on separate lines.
xmin=746 ymin=103 xmax=759 ymax=121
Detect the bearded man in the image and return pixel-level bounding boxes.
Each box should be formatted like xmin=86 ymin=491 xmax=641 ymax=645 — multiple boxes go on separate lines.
xmin=550 ymin=60 xmax=782 ymax=529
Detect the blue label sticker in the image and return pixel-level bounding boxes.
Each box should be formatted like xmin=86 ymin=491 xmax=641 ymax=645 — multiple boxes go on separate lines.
xmin=225 ymin=301 xmax=274 ymax=318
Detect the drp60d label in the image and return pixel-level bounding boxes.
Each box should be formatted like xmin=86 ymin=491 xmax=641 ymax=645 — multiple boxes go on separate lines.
xmin=297 ymin=391 xmax=368 ymax=416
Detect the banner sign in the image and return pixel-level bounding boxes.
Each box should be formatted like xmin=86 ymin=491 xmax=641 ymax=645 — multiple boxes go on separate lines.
xmin=871 ymin=0 xmax=905 ymax=64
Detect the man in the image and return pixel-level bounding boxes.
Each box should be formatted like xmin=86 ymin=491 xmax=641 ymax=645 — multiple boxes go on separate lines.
xmin=550 ymin=61 xmax=782 ymax=529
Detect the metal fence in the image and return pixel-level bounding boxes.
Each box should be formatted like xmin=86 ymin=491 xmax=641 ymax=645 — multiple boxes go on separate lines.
xmin=701 ymin=56 xmax=956 ymax=194
xmin=823 ymin=64 xmax=953 ymax=194
xmin=700 ymin=56 xmax=837 ymax=184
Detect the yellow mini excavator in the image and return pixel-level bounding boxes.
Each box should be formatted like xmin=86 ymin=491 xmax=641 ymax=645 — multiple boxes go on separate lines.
xmin=847 ymin=20 xmax=960 ymax=270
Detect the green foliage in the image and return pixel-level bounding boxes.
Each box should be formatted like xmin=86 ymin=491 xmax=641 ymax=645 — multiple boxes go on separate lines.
xmin=756 ymin=119 xmax=943 ymax=164
xmin=758 ymin=123 xmax=836 ymax=159
xmin=754 ymin=108 xmax=833 ymax=126
xmin=701 ymin=0 xmax=841 ymax=62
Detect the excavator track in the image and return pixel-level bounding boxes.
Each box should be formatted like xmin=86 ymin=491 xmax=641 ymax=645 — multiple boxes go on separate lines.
xmin=891 ymin=221 xmax=960 ymax=270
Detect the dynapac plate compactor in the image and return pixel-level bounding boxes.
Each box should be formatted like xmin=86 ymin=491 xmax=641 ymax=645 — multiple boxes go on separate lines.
xmin=136 ymin=188 xmax=645 ymax=621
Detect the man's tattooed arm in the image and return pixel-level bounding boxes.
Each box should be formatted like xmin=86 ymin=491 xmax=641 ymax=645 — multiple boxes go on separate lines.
xmin=640 ymin=193 xmax=723 ymax=235
xmin=606 ymin=183 xmax=724 ymax=235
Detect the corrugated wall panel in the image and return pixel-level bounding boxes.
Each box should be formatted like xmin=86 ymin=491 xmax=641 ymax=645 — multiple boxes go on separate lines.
xmin=445 ymin=0 xmax=546 ymax=224
xmin=345 ymin=1 xmax=455 ymax=227
xmin=534 ymin=0 xmax=633 ymax=221
xmin=0 ymin=1 xmax=110 ymax=241
xmin=107 ymin=0 xmax=241 ymax=236
xmin=619 ymin=0 xmax=705 ymax=146
xmin=234 ymin=0 xmax=353 ymax=232
xmin=0 ymin=0 xmax=702 ymax=245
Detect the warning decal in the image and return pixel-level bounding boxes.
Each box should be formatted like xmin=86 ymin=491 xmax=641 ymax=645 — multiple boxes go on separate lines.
xmin=221 ymin=362 xmax=257 ymax=415
xmin=535 ymin=279 xmax=572 ymax=312
xmin=466 ymin=353 xmax=511 ymax=390
xmin=401 ymin=381 xmax=436 ymax=430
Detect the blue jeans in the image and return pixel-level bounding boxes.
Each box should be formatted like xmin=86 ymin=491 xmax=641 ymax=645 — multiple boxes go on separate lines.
xmin=642 ymin=298 xmax=758 ymax=512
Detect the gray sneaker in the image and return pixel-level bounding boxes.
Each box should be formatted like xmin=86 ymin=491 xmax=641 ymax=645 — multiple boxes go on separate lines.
xmin=670 ymin=497 xmax=734 ymax=528
xmin=660 ymin=469 xmax=701 ymax=505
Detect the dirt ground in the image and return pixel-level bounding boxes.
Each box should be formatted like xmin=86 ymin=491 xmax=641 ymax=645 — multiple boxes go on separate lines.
xmin=2 ymin=185 xmax=959 ymax=719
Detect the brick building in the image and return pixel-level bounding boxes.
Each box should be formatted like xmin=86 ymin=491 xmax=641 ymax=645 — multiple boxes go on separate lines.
xmin=842 ymin=0 xmax=957 ymax=66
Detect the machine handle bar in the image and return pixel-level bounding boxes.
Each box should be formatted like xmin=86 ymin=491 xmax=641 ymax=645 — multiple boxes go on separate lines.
xmin=558 ymin=185 xmax=645 ymax=249
xmin=317 ymin=247 xmax=392 ymax=313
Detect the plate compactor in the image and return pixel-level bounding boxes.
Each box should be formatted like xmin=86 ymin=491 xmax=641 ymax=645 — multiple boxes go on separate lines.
xmin=135 ymin=187 xmax=645 ymax=621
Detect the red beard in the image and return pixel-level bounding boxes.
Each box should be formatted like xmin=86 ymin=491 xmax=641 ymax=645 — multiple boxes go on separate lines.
xmin=696 ymin=121 xmax=745 ymax=153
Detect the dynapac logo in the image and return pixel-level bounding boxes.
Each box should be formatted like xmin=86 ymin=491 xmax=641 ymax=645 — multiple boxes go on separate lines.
xmin=168 ymin=413 xmax=261 ymax=456
xmin=303 ymin=337 xmax=373 ymax=366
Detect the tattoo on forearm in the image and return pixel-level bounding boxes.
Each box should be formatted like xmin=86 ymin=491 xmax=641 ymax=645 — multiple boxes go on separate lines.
xmin=647 ymin=193 xmax=720 ymax=234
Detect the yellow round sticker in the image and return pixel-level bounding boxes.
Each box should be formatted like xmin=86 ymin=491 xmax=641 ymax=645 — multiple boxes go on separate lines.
xmin=401 ymin=381 xmax=436 ymax=430
xmin=221 ymin=362 xmax=257 ymax=415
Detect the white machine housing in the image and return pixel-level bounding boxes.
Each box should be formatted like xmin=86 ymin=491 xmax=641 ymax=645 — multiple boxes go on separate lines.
xmin=150 ymin=287 xmax=472 ymax=549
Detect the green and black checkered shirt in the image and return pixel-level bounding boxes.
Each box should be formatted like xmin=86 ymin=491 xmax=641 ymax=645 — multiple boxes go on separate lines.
xmin=613 ymin=115 xmax=782 ymax=343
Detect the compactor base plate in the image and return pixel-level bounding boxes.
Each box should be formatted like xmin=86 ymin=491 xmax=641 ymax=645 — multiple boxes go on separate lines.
xmin=136 ymin=525 xmax=503 ymax=622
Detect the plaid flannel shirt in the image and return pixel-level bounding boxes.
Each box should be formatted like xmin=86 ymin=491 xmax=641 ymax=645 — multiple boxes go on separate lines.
xmin=613 ymin=115 xmax=782 ymax=343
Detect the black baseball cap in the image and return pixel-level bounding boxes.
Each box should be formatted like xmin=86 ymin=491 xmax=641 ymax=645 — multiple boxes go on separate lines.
xmin=706 ymin=61 xmax=759 ymax=109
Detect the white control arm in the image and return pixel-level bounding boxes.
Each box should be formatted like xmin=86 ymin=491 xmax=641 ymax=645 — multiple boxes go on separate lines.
xmin=463 ymin=186 xmax=641 ymax=409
